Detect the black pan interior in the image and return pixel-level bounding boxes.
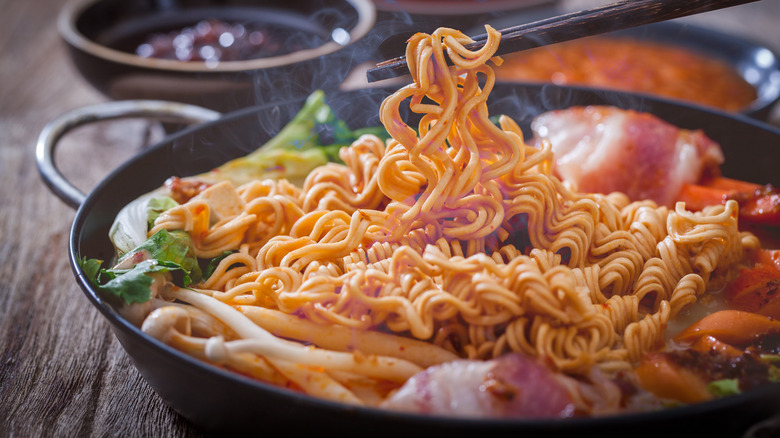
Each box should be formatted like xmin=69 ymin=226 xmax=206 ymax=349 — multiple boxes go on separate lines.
xmin=70 ymin=84 xmax=780 ymax=437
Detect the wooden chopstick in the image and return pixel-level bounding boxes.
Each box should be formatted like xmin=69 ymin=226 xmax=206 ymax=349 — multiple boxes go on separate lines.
xmin=366 ymin=0 xmax=761 ymax=82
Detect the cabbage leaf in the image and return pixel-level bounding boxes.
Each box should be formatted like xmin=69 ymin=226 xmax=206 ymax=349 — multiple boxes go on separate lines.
xmin=201 ymin=89 xmax=388 ymax=186
xmin=80 ymin=229 xmax=200 ymax=305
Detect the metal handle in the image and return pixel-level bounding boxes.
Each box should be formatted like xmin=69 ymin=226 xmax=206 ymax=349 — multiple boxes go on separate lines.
xmin=36 ymin=100 xmax=221 ymax=209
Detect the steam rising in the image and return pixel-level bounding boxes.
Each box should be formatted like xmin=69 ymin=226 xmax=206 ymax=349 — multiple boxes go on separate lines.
xmin=168 ymin=2 xmax=658 ymax=177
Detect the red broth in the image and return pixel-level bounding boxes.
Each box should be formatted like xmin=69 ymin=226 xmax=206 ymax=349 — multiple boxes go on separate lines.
xmin=494 ymin=37 xmax=757 ymax=112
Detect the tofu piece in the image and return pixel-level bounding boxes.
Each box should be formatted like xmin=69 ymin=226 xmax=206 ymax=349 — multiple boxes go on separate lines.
xmin=194 ymin=180 xmax=245 ymax=223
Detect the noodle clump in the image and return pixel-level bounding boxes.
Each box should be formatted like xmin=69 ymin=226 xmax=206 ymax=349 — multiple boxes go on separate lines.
xmin=143 ymin=27 xmax=756 ymax=408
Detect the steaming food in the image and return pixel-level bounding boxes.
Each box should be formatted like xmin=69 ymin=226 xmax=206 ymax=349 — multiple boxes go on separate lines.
xmin=493 ymin=36 xmax=757 ymax=112
xmin=82 ymin=26 xmax=780 ymax=418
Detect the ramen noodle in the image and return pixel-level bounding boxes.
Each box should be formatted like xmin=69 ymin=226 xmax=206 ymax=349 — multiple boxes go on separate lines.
xmin=92 ymin=25 xmax=779 ymax=417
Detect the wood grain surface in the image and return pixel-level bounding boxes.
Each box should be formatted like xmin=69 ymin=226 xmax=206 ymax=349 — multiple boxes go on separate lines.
xmin=1 ymin=0 xmax=779 ymax=436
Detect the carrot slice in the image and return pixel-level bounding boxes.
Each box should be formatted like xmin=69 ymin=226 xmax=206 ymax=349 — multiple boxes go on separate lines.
xmin=688 ymin=335 xmax=744 ymax=358
xmin=706 ymin=177 xmax=762 ymax=193
xmin=677 ymin=177 xmax=780 ymax=226
xmin=725 ymin=264 xmax=780 ymax=319
xmin=635 ymin=352 xmax=712 ymax=404
xmin=673 ymin=310 xmax=780 ymax=347
xmin=677 ymin=183 xmax=726 ymax=211
xmin=739 ymin=189 xmax=780 ymax=226
xmin=753 ymin=249 xmax=780 ymax=271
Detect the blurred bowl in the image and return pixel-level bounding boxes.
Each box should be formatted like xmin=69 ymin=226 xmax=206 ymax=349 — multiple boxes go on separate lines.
xmin=490 ymin=21 xmax=780 ymax=120
xmin=59 ymin=0 xmax=376 ymax=112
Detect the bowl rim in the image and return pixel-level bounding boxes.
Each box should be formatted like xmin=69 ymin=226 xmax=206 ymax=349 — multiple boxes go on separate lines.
xmin=57 ymin=0 xmax=377 ymax=73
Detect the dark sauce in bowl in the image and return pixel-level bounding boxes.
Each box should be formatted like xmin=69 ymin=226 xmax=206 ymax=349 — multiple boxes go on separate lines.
xmin=90 ymin=7 xmax=334 ymax=67
xmin=134 ymin=19 xmax=311 ymax=64
xmin=60 ymin=0 xmax=376 ymax=111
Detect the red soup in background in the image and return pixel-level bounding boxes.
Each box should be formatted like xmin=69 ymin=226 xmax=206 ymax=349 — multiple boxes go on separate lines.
xmin=494 ymin=37 xmax=757 ymax=112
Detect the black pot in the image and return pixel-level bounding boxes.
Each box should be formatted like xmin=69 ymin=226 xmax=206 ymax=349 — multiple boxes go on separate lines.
xmin=38 ymin=84 xmax=780 ymax=437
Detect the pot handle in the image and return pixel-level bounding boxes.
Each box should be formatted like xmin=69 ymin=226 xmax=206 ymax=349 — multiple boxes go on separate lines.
xmin=36 ymin=100 xmax=221 ymax=210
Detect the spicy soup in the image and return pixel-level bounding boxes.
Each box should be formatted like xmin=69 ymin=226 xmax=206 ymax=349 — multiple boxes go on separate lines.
xmin=494 ymin=36 xmax=757 ymax=112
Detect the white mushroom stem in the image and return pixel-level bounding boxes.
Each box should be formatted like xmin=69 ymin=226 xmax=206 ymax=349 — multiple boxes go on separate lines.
xmin=120 ymin=274 xmax=166 ymax=326
xmin=141 ymin=305 xmax=192 ymax=342
xmin=166 ymin=288 xmax=424 ymax=383
xmin=236 ymin=305 xmax=459 ymax=368
xmin=266 ymin=358 xmax=365 ymax=405
xmin=142 ymin=306 xmax=288 ymax=387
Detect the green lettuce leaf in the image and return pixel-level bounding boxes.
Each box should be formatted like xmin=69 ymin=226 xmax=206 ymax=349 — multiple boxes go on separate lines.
xmin=81 ymin=229 xmax=202 ymax=305
xmin=100 ymin=259 xmax=180 ymax=304
xmin=768 ymin=365 xmax=780 ymax=383
xmin=203 ymin=250 xmax=237 ymax=281
xmin=118 ymin=229 xmax=201 ymax=285
xmin=708 ymin=379 xmax=741 ymax=397
xmin=203 ymin=90 xmax=389 ymax=186
xmin=79 ymin=256 xmax=103 ymax=283
xmin=146 ymin=196 xmax=179 ymax=230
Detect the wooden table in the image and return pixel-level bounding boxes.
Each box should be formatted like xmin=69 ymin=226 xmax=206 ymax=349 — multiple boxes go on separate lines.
xmin=2 ymin=0 xmax=780 ymax=436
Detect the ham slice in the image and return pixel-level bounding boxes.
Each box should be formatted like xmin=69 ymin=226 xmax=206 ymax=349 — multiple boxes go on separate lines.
xmin=381 ymin=354 xmax=576 ymax=419
xmin=531 ymin=106 xmax=724 ymax=207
